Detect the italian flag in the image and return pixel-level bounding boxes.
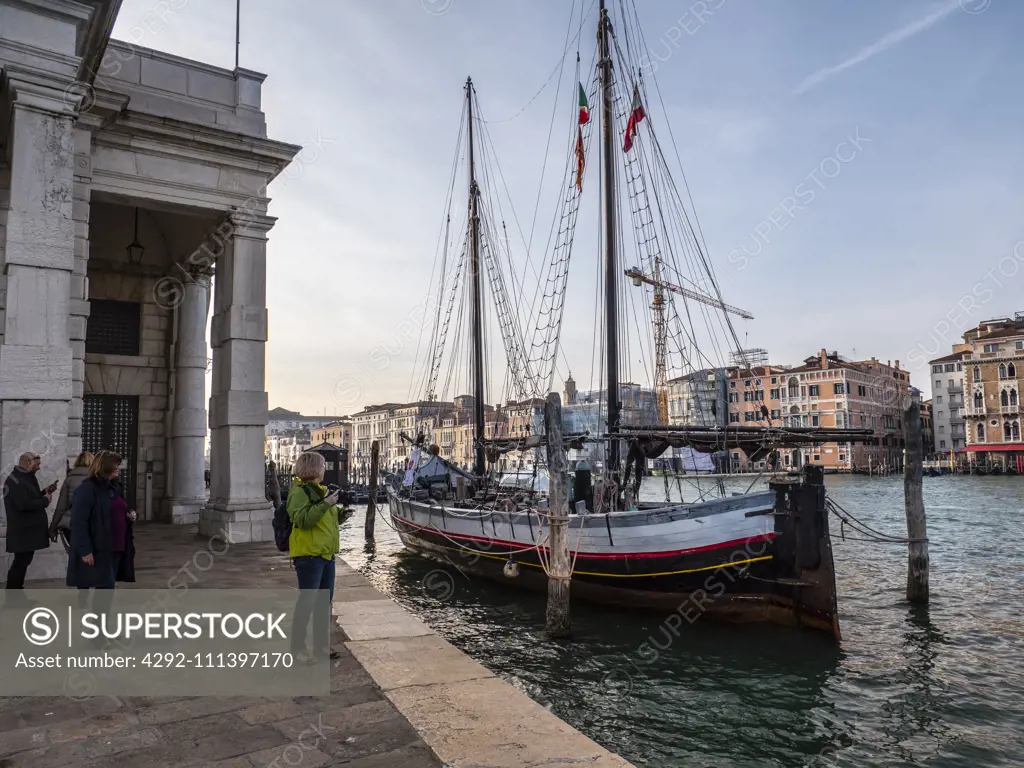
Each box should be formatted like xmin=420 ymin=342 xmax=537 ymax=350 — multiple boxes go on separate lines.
xmin=578 ymin=82 xmax=590 ymax=125
xmin=623 ymin=85 xmax=645 ymax=152
xmin=575 ymin=126 xmax=585 ymax=191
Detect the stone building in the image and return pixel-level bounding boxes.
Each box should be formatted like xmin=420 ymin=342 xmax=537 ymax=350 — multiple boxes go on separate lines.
xmin=780 ymin=350 xmax=910 ymax=472
xmin=266 ymin=407 xmax=339 ymax=437
xmin=0 ymin=1 xmax=298 ymax=579
xmin=961 ymin=314 xmax=1024 ymax=468
xmin=310 ymin=418 xmax=352 ymax=455
xmin=667 ymin=369 xmax=729 ymax=428
xmin=928 ymin=350 xmax=967 ymax=454
xmin=351 ymin=404 xmax=396 ymax=482
xmin=725 ymin=365 xmax=788 ymax=471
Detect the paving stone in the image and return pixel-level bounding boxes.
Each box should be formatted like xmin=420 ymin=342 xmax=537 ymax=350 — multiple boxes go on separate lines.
xmin=0 ymin=711 xmax=140 ymax=757
xmin=137 ymin=697 xmax=264 ymax=726
xmin=0 ymin=726 xmax=164 ymax=768
xmin=336 ymin=743 xmax=442 ymax=768
xmin=236 ymin=700 xmax=313 ymax=726
xmin=178 ymin=723 xmax=290 ymax=763
xmin=332 ymin=586 xmax=389 ymax=603
xmin=157 ymin=712 xmax=249 ymax=743
xmin=244 ymin=743 xmax=331 ymax=768
xmin=272 ymin=700 xmax=422 ymax=764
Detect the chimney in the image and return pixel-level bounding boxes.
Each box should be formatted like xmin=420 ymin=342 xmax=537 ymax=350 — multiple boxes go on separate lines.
xmin=895 ymin=359 xmax=900 ymax=370
xmin=819 ymin=348 xmax=828 ymax=369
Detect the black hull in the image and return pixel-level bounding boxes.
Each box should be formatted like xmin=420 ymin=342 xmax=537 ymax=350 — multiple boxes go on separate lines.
xmin=391 ymin=466 xmax=841 ymax=638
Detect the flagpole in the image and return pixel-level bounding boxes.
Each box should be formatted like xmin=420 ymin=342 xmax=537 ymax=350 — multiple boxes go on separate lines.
xmin=234 ymin=0 xmax=241 ymax=70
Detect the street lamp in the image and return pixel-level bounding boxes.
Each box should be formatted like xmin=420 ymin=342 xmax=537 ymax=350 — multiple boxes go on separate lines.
xmin=126 ymin=207 xmax=145 ymax=266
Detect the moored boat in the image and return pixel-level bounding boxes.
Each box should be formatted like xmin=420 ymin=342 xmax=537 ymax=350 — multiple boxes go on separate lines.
xmin=388 ymin=0 xmax=872 ymax=640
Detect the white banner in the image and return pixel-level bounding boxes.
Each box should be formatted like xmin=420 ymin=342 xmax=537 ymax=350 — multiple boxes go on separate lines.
xmin=402 ymin=447 xmax=421 ymax=487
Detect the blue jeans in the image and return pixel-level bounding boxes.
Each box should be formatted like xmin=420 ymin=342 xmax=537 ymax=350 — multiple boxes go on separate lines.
xmin=291 ymin=556 xmax=335 ymax=654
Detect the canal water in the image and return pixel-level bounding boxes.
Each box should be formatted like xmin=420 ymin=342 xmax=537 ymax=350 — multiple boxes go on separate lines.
xmin=339 ymin=475 xmax=1024 ymax=767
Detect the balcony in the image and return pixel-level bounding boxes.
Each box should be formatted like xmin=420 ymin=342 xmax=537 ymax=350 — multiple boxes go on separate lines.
xmin=947 ymin=383 xmax=963 ymax=394
xmin=1000 ymin=405 xmax=1020 ymax=415
xmin=961 ymin=406 xmax=987 ymax=417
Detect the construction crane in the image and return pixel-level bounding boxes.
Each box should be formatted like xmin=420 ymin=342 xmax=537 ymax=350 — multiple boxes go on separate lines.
xmin=626 ymin=265 xmax=754 ymax=424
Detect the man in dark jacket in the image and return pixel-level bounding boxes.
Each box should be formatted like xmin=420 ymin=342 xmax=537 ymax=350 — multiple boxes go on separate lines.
xmin=4 ymin=452 xmax=55 ymax=588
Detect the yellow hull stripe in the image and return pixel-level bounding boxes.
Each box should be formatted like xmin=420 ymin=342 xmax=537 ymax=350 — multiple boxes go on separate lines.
xmin=408 ymin=539 xmax=774 ymax=578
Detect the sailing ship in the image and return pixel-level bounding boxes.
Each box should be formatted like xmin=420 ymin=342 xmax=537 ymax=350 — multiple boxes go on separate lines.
xmin=387 ymin=1 xmax=872 ymax=639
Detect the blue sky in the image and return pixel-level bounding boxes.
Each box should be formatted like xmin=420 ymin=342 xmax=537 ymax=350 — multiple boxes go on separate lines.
xmin=112 ymin=0 xmax=1024 ymax=414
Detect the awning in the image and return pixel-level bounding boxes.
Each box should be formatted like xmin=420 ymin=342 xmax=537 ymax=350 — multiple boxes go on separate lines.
xmin=964 ymin=443 xmax=1024 ymax=453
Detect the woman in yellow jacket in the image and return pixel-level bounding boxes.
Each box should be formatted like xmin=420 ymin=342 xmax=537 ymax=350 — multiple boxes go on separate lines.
xmin=287 ymin=451 xmax=341 ymax=663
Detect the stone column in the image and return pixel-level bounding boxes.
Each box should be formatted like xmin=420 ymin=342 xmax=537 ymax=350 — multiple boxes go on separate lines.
xmin=201 ymin=212 xmax=274 ymax=542
xmin=0 ymin=71 xmax=80 ymax=580
xmin=168 ymin=268 xmax=212 ymax=525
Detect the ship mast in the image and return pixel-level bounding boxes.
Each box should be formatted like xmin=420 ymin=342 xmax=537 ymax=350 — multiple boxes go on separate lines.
xmin=466 ymin=77 xmax=486 ymax=477
xmin=599 ymin=2 xmax=621 ymax=479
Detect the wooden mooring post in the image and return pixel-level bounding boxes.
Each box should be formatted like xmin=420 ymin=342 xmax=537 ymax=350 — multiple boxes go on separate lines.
xmin=544 ymin=392 xmax=571 ymax=638
xmin=904 ymin=398 xmax=929 ymax=603
xmin=364 ymin=440 xmax=380 ymax=540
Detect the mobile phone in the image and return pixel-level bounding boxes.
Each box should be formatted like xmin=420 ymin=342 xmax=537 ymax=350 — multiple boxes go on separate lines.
xmin=45 ymin=482 xmax=58 ymax=494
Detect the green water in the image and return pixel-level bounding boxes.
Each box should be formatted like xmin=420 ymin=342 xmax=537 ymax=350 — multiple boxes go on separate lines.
xmin=340 ymin=475 xmax=1024 ymax=767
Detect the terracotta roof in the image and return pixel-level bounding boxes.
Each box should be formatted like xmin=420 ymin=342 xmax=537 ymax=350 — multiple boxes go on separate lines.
xmin=975 ymin=327 xmax=1024 ymax=341
xmin=726 ymin=365 xmax=785 ymax=378
xmin=928 ymin=350 xmax=967 ymax=364
xmin=785 ymin=359 xmax=862 ymax=374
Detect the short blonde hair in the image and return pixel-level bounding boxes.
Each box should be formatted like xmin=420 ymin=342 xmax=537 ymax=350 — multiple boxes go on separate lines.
xmin=88 ymin=450 xmax=122 ymax=479
xmin=74 ymin=451 xmax=95 ymax=469
xmin=294 ymin=451 xmax=325 ymax=481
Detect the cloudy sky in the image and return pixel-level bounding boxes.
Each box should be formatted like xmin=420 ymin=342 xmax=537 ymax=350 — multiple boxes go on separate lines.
xmin=112 ymin=0 xmax=1024 ymax=416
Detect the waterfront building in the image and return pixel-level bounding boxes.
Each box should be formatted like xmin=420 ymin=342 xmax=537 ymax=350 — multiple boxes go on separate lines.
xmin=265 ymin=434 xmax=310 ymax=470
xmin=960 ymin=314 xmax=1024 ymax=468
xmin=928 ymin=350 xmax=968 ymax=454
xmin=667 ymin=369 xmax=729 ymax=427
xmin=351 ymin=404 xmax=397 ymax=482
xmin=780 ymin=350 xmax=910 ymax=472
xmin=667 ymin=369 xmax=730 ymax=471
xmin=0 ymin=0 xmax=298 ymax=579
xmin=386 ymin=401 xmax=453 ymax=473
xmin=725 ymin=365 xmax=788 ymax=471
xmin=311 ymin=418 xmax=353 ymax=454
xmin=921 ymin=399 xmax=934 ymax=456
xmin=266 ymin=407 xmax=341 ymax=437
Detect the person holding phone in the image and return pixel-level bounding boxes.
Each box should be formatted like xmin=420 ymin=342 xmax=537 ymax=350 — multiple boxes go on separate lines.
xmin=3 ymin=452 xmax=55 ymax=589
xmin=287 ymin=451 xmax=341 ymax=664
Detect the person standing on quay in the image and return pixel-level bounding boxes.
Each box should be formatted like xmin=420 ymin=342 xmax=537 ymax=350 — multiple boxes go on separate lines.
xmin=48 ymin=451 xmax=94 ymax=549
xmin=287 ymin=451 xmax=341 ymax=664
xmin=67 ymin=451 xmax=132 ymax=595
xmin=3 ymin=452 xmax=56 ymax=589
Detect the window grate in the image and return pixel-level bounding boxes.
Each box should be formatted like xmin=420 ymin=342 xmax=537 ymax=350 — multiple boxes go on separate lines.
xmin=82 ymin=395 xmax=139 ymax=509
xmin=85 ymin=300 xmax=141 ymax=356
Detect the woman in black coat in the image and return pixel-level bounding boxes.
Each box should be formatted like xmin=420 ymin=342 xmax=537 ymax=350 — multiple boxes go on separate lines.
xmin=67 ymin=451 xmax=124 ymax=591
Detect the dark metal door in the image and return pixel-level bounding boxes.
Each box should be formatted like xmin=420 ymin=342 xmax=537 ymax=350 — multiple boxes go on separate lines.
xmin=82 ymin=395 xmax=139 ymax=509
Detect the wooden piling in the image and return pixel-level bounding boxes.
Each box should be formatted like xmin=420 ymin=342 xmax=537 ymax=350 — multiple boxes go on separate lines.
xmin=544 ymin=392 xmax=571 ymax=638
xmin=904 ymin=398 xmax=929 ymax=603
xmin=364 ymin=440 xmax=380 ymax=540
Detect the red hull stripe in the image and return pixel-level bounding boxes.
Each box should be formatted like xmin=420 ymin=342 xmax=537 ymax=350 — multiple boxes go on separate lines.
xmin=391 ymin=514 xmax=775 ymax=560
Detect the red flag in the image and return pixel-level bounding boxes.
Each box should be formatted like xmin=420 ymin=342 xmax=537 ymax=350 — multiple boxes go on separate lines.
xmin=575 ymin=126 xmax=585 ymax=191
xmin=623 ymin=85 xmax=646 ymax=152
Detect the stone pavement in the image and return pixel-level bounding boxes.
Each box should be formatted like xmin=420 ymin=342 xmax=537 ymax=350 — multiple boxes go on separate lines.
xmin=0 ymin=524 xmax=442 ymax=768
